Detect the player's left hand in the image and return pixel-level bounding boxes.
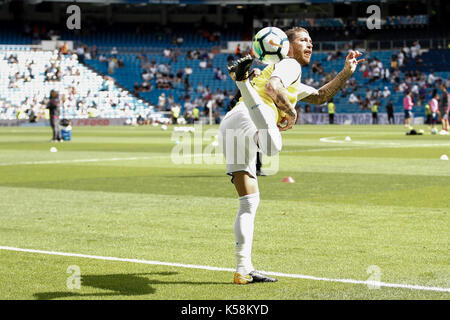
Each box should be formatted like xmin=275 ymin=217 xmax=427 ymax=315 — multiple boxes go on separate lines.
xmin=344 ymin=50 xmax=364 ymax=75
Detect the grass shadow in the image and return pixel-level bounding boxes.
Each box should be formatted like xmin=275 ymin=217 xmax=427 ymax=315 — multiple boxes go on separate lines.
xmin=33 ymin=271 xmax=229 ymax=300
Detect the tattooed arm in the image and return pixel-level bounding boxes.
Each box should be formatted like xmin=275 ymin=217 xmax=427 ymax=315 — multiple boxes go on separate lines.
xmin=265 ymin=77 xmax=296 ymax=117
xmin=266 ymin=77 xmax=297 ymax=131
xmin=301 ymin=50 xmax=364 ymax=105
xmin=301 ymin=70 xmax=351 ymax=105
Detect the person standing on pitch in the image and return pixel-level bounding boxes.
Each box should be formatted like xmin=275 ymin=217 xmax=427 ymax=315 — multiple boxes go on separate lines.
xmin=439 ymin=86 xmax=449 ymax=135
xmin=219 ymin=27 xmax=363 ymax=284
xmin=430 ymin=92 xmax=439 ymax=133
xmin=327 ymin=98 xmax=335 ymax=124
xmin=371 ymin=101 xmax=379 ymax=124
xmin=403 ymin=91 xmax=414 ymax=129
xmin=47 ymin=90 xmax=62 ymax=142
xmin=425 ymin=102 xmax=431 ymax=125
xmin=255 ymin=152 xmax=266 ymax=176
xmin=386 ymin=100 xmax=395 ymax=124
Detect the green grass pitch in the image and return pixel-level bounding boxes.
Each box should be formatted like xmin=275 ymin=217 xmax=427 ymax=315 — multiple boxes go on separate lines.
xmin=0 ymin=124 xmax=449 ymax=300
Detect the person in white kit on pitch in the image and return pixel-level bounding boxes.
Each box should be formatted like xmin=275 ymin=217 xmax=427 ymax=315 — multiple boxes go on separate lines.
xmin=219 ymin=27 xmax=364 ymax=284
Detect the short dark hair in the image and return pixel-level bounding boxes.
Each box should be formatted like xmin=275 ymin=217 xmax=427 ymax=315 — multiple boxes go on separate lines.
xmin=285 ymin=27 xmax=309 ymax=43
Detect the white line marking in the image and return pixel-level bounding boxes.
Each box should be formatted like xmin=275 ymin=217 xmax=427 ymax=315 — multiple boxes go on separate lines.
xmin=1 ymin=246 xmax=448 ymax=293
xmin=0 ymin=157 xmax=153 ymax=166
xmin=320 ymin=136 xmax=450 ymax=148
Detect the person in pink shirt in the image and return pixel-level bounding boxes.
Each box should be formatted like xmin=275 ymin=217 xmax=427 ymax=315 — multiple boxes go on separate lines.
xmin=429 ymin=93 xmax=439 ymax=133
xmin=403 ymin=91 xmax=414 ymax=128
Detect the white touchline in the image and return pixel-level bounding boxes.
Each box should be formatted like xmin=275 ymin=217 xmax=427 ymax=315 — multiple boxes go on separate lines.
xmin=0 ymin=157 xmax=154 ymax=166
xmin=320 ymin=136 xmax=450 ymax=148
xmin=1 ymin=246 xmax=449 ymax=293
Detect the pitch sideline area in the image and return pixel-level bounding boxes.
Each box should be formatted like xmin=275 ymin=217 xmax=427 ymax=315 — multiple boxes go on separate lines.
xmin=1 ymin=245 xmax=449 ymax=293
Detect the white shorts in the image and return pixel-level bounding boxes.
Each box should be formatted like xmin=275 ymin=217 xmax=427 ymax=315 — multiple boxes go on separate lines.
xmin=218 ymin=102 xmax=259 ymax=179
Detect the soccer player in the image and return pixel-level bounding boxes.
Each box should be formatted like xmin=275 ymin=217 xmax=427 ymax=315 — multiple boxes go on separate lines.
xmin=403 ymin=91 xmax=414 ymax=129
xmin=439 ymin=86 xmax=449 ymax=135
xmin=430 ymin=93 xmax=439 ymax=133
xmin=219 ymin=27 xmax=363 ymax=284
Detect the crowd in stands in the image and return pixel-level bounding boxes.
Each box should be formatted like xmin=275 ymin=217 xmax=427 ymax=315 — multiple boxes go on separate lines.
xmin=2 ymin=26 xmax=449 ymax=126
xmin=100 ymin=44 xmax=250 ymax=122
xmin=0 ymin=45 xmax=151 ymax=122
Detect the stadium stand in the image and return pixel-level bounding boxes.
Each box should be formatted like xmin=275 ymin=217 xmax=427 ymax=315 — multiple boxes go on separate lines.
xmin=0 ymin=10 xmax=448 ymax=124
xmin=0 ymin=47 xmax=154 ymax=121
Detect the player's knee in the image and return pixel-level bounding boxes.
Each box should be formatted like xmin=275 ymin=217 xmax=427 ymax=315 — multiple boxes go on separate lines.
xmin=256 ymin=130 xmax=281 ymax=156
xmin=263 ymin=138 xmax=282 ymax=156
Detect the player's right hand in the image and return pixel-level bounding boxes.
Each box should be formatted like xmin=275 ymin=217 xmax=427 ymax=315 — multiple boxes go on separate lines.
xmin=278 ymin=111 xmax=297 ymax=131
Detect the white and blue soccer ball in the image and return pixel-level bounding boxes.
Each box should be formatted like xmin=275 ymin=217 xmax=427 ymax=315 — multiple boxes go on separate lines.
xmin=252 ymin=27 xmax=290 ymax=65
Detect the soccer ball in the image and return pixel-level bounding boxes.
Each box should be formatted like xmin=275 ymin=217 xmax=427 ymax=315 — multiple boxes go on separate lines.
xmin=252 ymin=27 xmax=290 ymax=65
xmin=431 ymin=128 xmax=438 ymax=135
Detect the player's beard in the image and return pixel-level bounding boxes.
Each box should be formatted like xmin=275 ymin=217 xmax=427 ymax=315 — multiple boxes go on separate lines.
xmin=294 ymin=48 xmax=311 ymax=66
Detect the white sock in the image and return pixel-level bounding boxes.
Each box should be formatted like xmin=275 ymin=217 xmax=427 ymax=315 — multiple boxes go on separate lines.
xmin=234 ymin=192 xmax=260 ymax=275
xmin=235 ymin=80 xmax=282 ymax=156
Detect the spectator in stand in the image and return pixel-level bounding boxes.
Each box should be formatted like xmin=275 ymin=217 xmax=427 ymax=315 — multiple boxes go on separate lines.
xmin=76 ymin=45 xmax=85 ymax=63
xmin=199 ymin=58 xmax=207 ymax=69
xmin=60 ymin=42 xmax=69 ymax=55
xmin=184 ymin=99 xmax=193 ymax=113
xmin=141 ymin=80 xmax=151 ymax=92
xmin=398 ymin=50 xmax=405 ymax=67
xmin=365 ymin=88 xmax=372 ymax=100
xmin=184 ymin=75 xmax=191 ymax=94
xmin=382 ymin=86 xmax=391 ymax=98
xmin=235 ymin=44 xmax=241 ymax=58
xmin=227 ymin=54 xmax=234 ymax=65
xmin=411 ymin=41 xmax=421 ymax=59
xmin=91 ymin=45 xmax=98 ymax=60
xmin=399 ymin=81 xmax=409 ymax=93
xmin=184 ymin=65 xmax=193 ymax=76
xmin=157 ymin=93 xmax=166 ymax=111
xmin=348 ymin=92 xmax=360 ymax=104
xmin=428 ymin=72 xmax=437 ymax=86
xmin=108 ymin=57 xmax=117 ymax=75
xmin=133 ymin=82 xmax=140 ymax=95
xmin=214 ymin=67 xmax=226 ymax=80
xmin=197 ymin=82 xmax=205 ymax=95
xmin=163 ymin=48 xmax=171 ymax=58
xmin=167 ymin=94 xmax=175 ymax=111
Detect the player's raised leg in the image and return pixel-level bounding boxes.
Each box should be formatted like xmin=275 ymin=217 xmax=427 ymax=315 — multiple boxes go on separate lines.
xmin=227 ymin=55 xmax=282 ymax=157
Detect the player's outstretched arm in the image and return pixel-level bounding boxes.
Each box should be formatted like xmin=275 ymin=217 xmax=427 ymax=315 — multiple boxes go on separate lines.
xmin=301 ymin=50 xmax=364 ymax=105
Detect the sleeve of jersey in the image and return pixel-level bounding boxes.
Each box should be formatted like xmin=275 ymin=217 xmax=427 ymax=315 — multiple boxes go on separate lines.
xmin=270 ymin=58 xmax=302 ymax=88
xmin=296 ymin=83 xmax=319 ymax=101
